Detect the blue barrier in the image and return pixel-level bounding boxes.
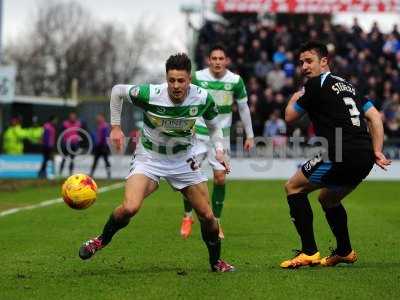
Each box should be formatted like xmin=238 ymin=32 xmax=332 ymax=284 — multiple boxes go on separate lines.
xmin=0 ymin=155 xmax=54 ymax=179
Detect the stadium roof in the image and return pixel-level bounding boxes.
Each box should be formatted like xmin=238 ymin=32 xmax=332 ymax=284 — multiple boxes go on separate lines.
xmin=215 ymin=0 xmax=400 ymax=14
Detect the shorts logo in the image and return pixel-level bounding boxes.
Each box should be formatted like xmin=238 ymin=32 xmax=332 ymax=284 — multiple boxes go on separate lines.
xmin=130 ymin=86 xmax=140 ymax=98
xmin=155 ymin=88 xmax=161 ymax=95
xmin=224 ymin=83 xmax=232 ymax=90
xmin=310 ymin=153 xmax=323 ymax=167
xmin=196 ymin=87 xmax=202 ymax=94
xmin=189 ymin=106 xmax=198 ymax=116
xmin=304 ymin=154 xmax=322 ymax=172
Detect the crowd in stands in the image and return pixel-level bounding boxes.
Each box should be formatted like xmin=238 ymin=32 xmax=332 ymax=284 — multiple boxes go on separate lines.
xmin=195 ymin=15 xmax=400 ymax=153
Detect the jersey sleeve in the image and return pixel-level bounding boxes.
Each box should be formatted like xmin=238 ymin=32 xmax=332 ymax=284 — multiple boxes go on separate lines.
xmin=233 ymin=77 xmax=248 ymax=103
xmin=127 ymin=84 xmax=150 ymax=107
xmin=202 ymin=93 xmax=219 ymax=120
xmin=360 ymin=96 xmax=374 ymax=113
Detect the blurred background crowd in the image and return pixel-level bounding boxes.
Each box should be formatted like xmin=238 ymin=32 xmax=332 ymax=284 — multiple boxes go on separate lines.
xmin=195 ymin=15 xmax=400 ymax=156
xmin=1 ymin=3 xmax=400 ymax=159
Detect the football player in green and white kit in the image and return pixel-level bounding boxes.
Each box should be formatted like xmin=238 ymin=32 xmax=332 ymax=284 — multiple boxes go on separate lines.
xmin=78 ymin=53 xmax=235 ymax=272
xmin=180 ymin=45 xmax=254 ymax=239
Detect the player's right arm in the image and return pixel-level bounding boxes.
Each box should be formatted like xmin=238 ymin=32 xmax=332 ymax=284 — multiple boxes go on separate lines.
xmin=110 ymin=85 xmax=130 ymax=152
xmin=234 ymin=77 xmax=254 ymax=151
xmin=285 ymin=79 xmax=315 ymax=123
xmin=285 ymin=90 xmax=306 ymax=124
xmin=363 ymin=104 xmax=392 ymax=170
xmin=109 ymin=84 xmax=149 ymax=152
xmin=202 ymin=93 xmax=230 ymax=173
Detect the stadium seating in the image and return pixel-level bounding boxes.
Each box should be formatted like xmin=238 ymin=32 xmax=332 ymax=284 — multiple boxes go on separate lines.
xmin=195 ymin=16 xmax=400 ymax=157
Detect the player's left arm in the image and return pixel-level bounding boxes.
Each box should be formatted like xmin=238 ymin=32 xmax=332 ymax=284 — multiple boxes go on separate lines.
xmin=203 ymin=94 xmax=230 ymax=173
xmin=234 ymin=77 xmax=254 ymax=151
xmin=363 ymin=103 xmax=392 ymax=170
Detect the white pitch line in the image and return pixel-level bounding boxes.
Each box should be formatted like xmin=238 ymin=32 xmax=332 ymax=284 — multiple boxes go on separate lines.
xmin=0 ymin=182 xmax=125 ymax=218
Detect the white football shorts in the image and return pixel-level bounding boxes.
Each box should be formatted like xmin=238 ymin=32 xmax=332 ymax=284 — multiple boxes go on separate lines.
xmin=126 ymin=144 xmax=207 ymax=190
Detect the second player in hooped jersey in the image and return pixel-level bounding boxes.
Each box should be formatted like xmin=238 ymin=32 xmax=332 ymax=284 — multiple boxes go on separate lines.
xmin=179 ymin=45 xmax=254 ymax=240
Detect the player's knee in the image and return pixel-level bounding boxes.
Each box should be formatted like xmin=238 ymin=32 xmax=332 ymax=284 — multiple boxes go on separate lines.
xmin=319 ymin=196 xmax=340 ymax=209
xmin=122 ymin=206 xmax=139 ymax=218
xmin=121 ymin=202 xmax=140 ymax=218
xmin=198 ymin=211 xmax=215 ymax=223
xmin=285 ymin=179 xmax=306 ymax=195
xmin=284 ymin=180 xmax=295 ymax=195
xmin=213 ymin=173 xmax=225 ymax=185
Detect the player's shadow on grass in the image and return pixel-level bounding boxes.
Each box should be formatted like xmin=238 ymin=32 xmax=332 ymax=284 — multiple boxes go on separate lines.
xmin=76 ymin=264 xmax=207 ymax=276
xmin=350 ymin=262 xmax=400 ymax=269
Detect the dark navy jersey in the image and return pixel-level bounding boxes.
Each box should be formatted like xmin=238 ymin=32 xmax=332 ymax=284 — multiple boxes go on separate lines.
xmin=295 ymin=72 xmax=374 ymax=161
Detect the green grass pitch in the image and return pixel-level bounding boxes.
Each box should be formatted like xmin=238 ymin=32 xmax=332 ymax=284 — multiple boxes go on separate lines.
xmin=0 ymin=179 xmax=399 ymax=299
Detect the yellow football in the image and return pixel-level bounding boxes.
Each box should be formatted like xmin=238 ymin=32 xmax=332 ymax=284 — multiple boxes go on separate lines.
xmin=61 ymin=174 xmax=97 ymax=209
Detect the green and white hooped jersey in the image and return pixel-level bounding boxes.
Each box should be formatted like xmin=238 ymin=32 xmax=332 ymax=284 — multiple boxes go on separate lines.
xmin=127 ymin=83 xmax=218 ymax=154
xmin=192 ymin=68 xmax=248 ymax=139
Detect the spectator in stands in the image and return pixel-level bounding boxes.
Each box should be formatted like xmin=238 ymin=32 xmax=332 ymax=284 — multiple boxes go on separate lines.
xmin=281 ymin=77 xmax=296 ymax=98
xmin=272 ymin=45 xmax=287 ymax=65
xmin=263 ymin=109 xmax=286 ymax=136
xmin=248 ymin=39 xmax=262 ymax=63
xmin=267 ymin=63 xmax=286 ymax=92
xmin=351 ymin=17 xmax=363 ymax=36
xmin=254 ymin=51 xmax=272 ymax=79
xmin=383 ymin=110 xmax=400 ymax=139
xmin=38 ymin=115 xmax=57 ymax=178
xmin=248 ymin=93 xmax=263 ymax=135
xmin=195 ymin=15 xmax=400 ymax=157
xmin=282 ymin=51 xmax=295 ymax=77
xmin=263 ymin=109 xmax=287 ymax=147
xmin=383 ymin=33 xmax=399 ymax=55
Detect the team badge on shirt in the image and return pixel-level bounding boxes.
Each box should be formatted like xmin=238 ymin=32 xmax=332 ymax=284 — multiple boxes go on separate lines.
xmin=224 ymin=83 xmax=232 ymax=90
xmin=189 ymin=106 xmax=198 ymax=116
xmin=130 ymin=86 xmax=140 ymax=98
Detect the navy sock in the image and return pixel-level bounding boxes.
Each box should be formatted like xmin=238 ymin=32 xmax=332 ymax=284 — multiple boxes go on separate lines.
xmin=199 ymin=219 xmax=221 ymax=266
xmin=287 ymin=193 xmax=318 ymax=255
xmin=101 ymin=213 xmax=130 ymax=245
xmin=323 ymin=204 xmax=352 ymax=256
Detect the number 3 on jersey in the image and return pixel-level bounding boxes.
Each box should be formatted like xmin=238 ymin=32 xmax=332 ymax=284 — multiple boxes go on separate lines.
xmin=343 ymin=97 xmax=360 ymax=127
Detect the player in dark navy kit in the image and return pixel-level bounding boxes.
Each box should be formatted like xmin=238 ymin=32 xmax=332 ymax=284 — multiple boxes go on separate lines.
xmin=280 ymin=41 xmax=391 ymax=268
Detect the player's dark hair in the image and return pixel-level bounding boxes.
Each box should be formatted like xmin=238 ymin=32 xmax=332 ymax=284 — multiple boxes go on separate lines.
xmin=208 ymin=44 xmax=227 ymax=57
xmin=299 ymin=41 xmax=328 ymax=59
xmin=165 ymin=53 xmax=191 ymax=73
